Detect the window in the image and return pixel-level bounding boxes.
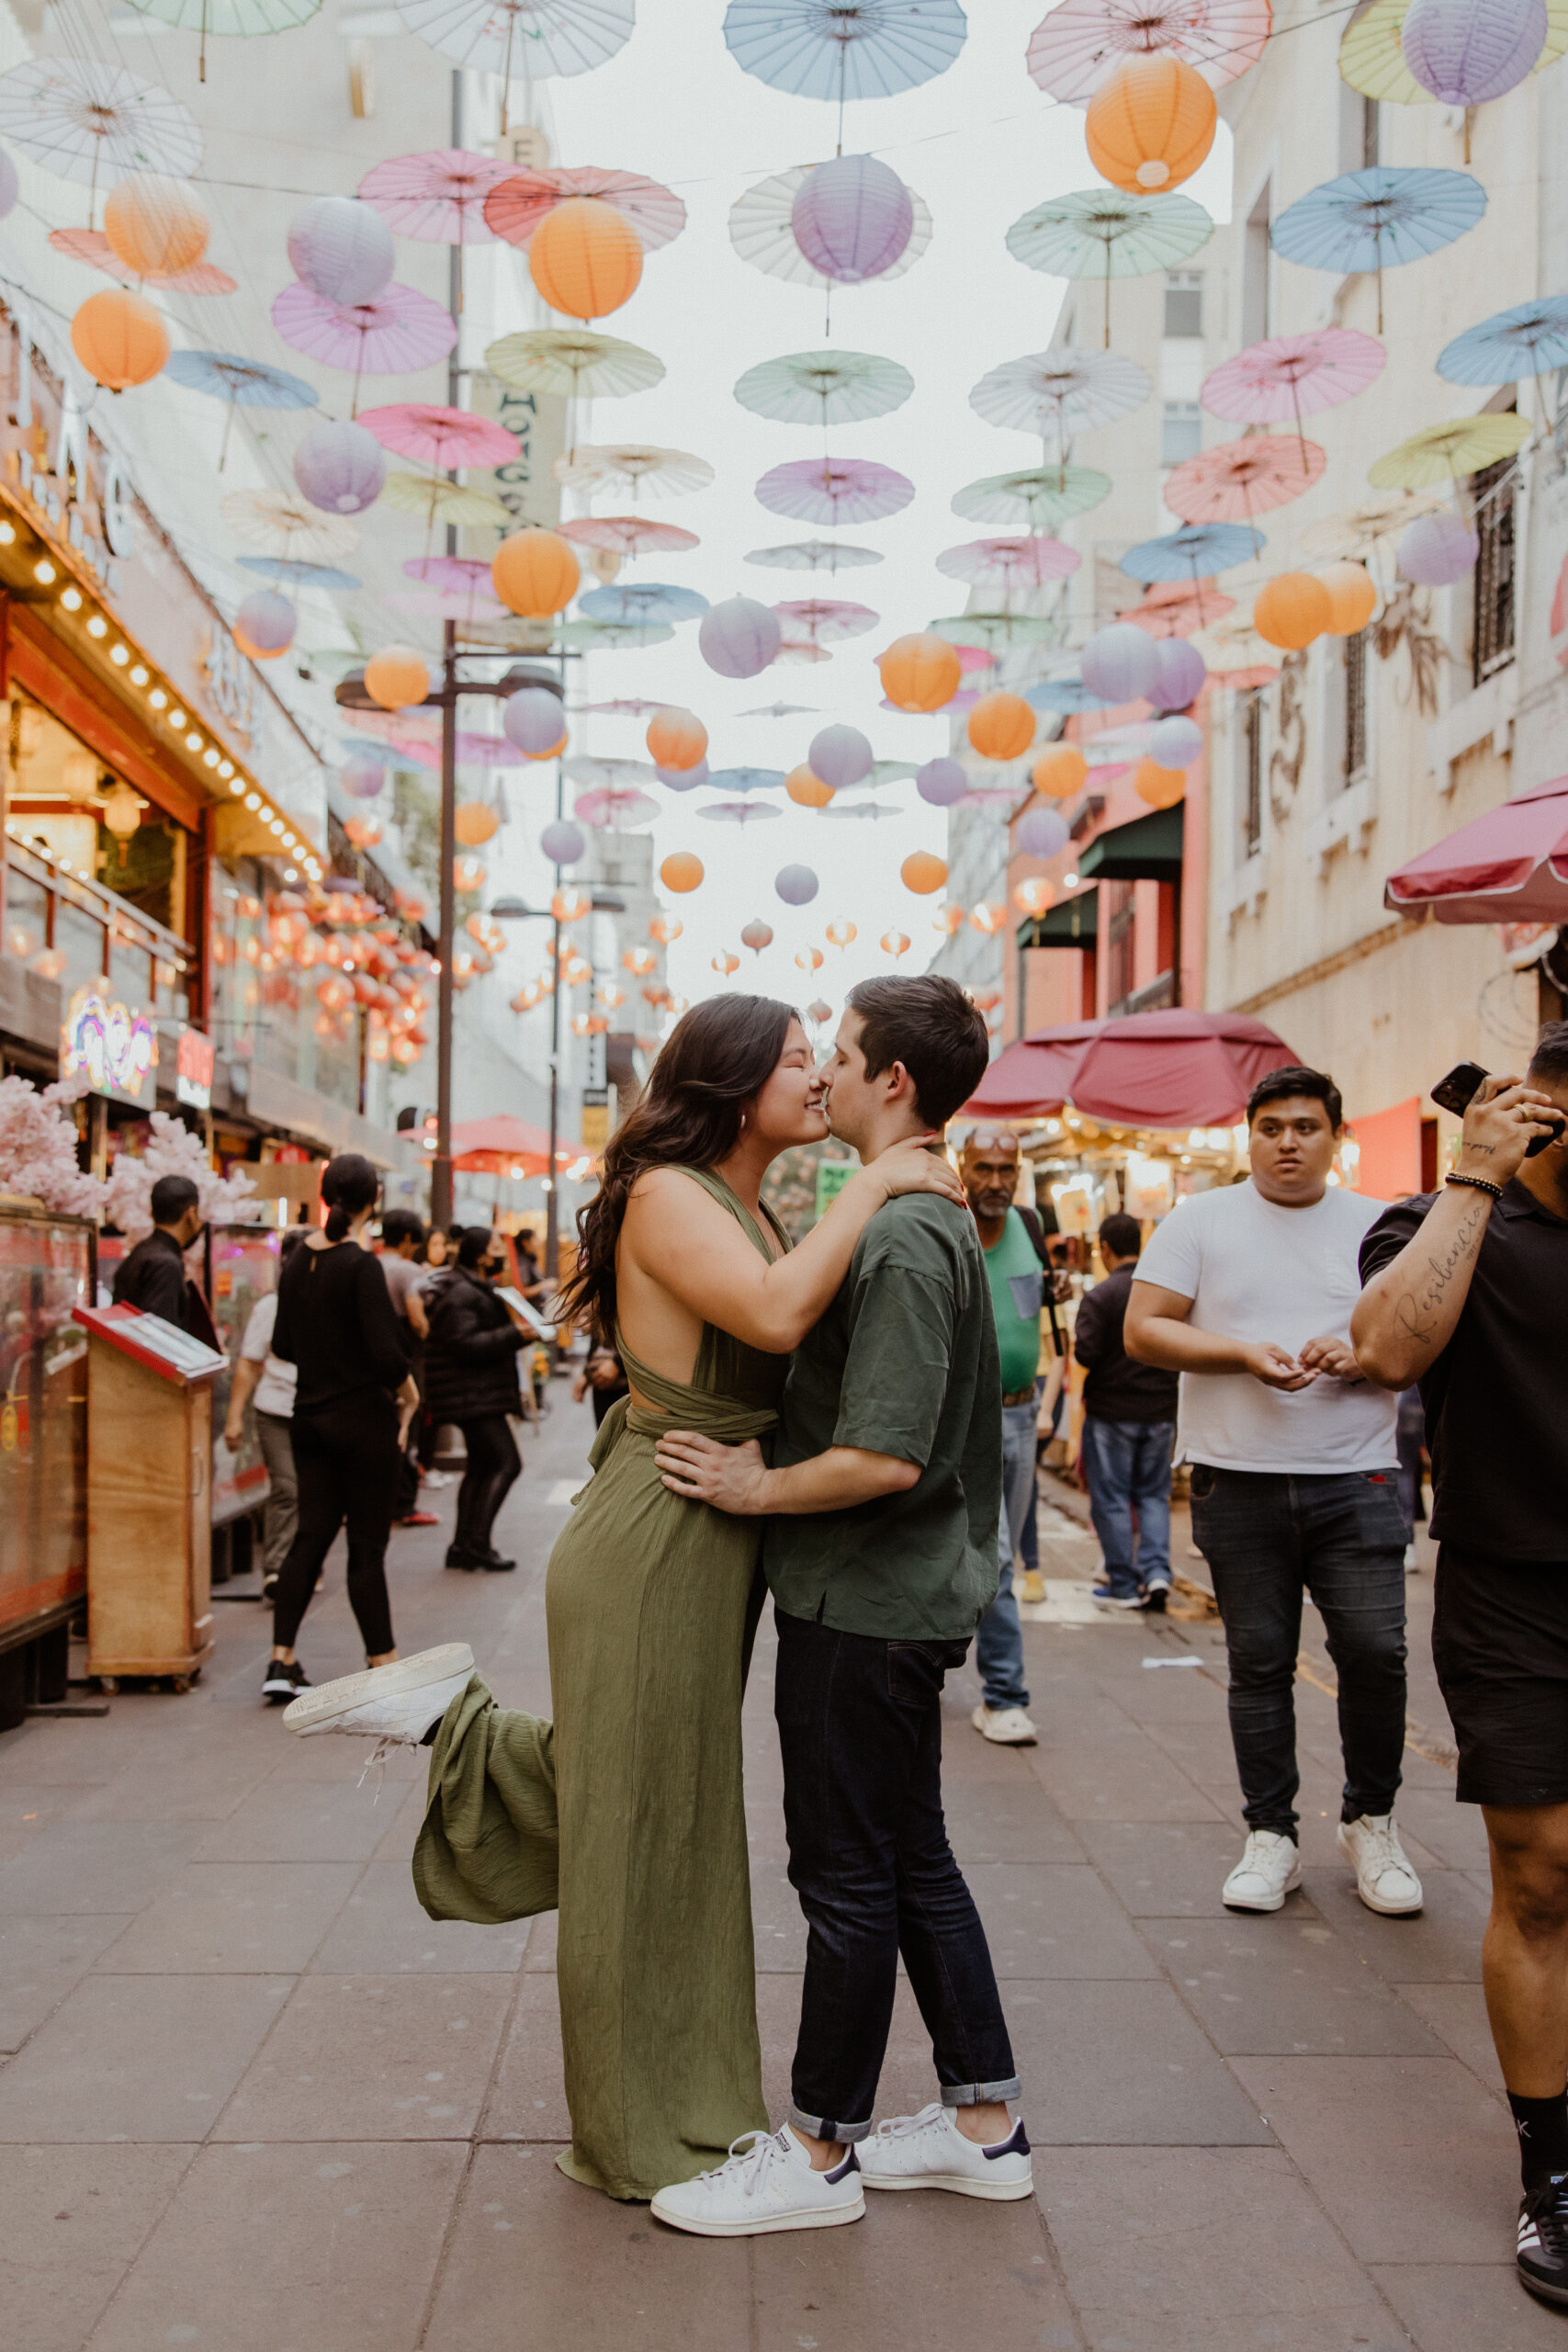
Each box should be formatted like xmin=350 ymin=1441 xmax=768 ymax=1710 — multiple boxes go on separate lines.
xmin=1472 ymin=454 xmax=1517 ymax=684
xmin=1243 ymin=181 xmax=1271 ymax=347
xmin=1343 ymin=628 xmax=1369 ymax=785
xmin=1164 ymin=272 xmax=1202 ymax=337
xmin=1241 ymin=690 xmax=1264 ymax=857
xmin=1161 ymin=401 xmax=1201 ymax=467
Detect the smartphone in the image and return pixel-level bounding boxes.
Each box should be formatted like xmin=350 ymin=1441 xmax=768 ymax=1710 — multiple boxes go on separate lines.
xmin=1430 ymin=1059 xmax=1565 ymax=1155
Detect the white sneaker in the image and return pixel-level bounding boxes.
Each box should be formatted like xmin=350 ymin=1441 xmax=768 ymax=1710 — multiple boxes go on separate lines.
xmin=971 ymin=1703 xmax=1038 ymax=1746
xmin=1337 ymin=1812 xmax=1423 ymax=1915
xmin=282 ymin=1645 xmax=474 ymax=1745
xmin=1222 ymin=1830 xmax=1302 ymax=1912
xmin=650 ymin=2126 xmax=864 ymax=2237
xmin=423 ymin=1469 xmax=455 ymax=1488
xmin=860 ymin=2102 xmax=1032 ymax=2200
xmin=1404 ymin=1542 xmax=1419 ymax=1571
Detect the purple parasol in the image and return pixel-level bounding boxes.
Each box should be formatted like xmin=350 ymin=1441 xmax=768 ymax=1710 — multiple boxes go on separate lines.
xmin=936 ymin=536 xmax=1081 ymax=586
xmin=272 ymin=281 xmax=458 ymax=396
xmin=755 ymin=456 xmax=915 ymax=526
xmin=403 ymin=555 xmax=495 ymax=594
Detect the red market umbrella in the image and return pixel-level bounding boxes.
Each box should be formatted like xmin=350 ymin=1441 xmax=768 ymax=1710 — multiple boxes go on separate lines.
xmin=1384 ymin=776 xmax=1568 ymax=925
xmin=450 ymin=1114 xmax=576 ymax=1175
xmin=966 ymin=1010 xmax=1299 ymax=1127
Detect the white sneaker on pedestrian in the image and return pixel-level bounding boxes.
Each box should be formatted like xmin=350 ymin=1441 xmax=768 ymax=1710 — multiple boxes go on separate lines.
xmin=1337 ymin=1812 xmax=1423 ymax=1915
xmin=972 ymin=1703 xmax=1038 ymax=1746
xmin=650 ymin=2126 xmax=863 ymax=2237
xmin=423 ymin=1469 xmax=455 ymax=1488
xmin=282 ymin=1645 xmax=474 ymax=1746
xmin=1404 ymin=1542 xmax=1419 ymax=1571
xmin=860 ymin=2103 xmax=1032 ymax=2200
xmin=1222 ymin=1830 xmax=1302 ymax=1912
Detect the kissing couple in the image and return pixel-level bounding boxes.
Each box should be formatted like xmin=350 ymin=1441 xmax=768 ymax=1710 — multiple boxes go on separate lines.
xmin=284 ymin=975 xmax=1031 ymax=2235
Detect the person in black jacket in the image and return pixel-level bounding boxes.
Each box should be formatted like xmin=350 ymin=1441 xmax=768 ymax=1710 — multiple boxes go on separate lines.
xmin=1075 ymin=1212 xmax=1180 ymax=1611
xmin=111 ymin=1173 xmax=220 ymax=1349
xmin=261 ymin=1155 xmax=417 ymax=1703
xmin=423 ymin=1226 xmax=525 ymax=1572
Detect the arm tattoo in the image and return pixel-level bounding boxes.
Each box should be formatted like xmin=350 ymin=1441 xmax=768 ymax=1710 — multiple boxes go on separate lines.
xmin=1392 ymin=1199 xmax=1488 ymax=1347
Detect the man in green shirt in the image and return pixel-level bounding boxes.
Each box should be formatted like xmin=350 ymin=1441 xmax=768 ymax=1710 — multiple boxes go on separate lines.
xmin=651 ymin=976 xmax=1028 ymax=2239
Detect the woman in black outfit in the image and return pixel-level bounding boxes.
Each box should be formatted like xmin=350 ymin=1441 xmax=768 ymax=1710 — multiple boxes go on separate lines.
xmin=262 ymin=1156 xmax=416 ymax=1702
xmin=423 ymin=1226 xmax=525 ymax=1573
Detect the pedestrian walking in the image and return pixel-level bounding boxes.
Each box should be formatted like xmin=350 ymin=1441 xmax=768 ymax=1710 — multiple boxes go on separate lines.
xmin=412 ymin=1224 xmax=454 ymax=1486
xmin=379 ymin=1209 xmax=437 ymax=1529
xmin=1074 ymin=1213 xmax=1179 ymax=1610
xmin=422 ymin=1227 xmax=527 ymax=1573
xmin=1351 ymin=1034 xmax=1568 ymax=2304
xmin=260 ymin=1155 xmax=417 ymax=1704
xmin=224 ymin=1227 xmax=306 ymax=1600
xmin=111 ymin=1174 xmax=220 ymax=1347
xmin=1125 ymin=1065 xmax=1421 ymax=1918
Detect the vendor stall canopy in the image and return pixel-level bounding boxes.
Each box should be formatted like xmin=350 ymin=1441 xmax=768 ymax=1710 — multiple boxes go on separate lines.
xmin=965 ymin=1011 xmax=1300 ymax=1128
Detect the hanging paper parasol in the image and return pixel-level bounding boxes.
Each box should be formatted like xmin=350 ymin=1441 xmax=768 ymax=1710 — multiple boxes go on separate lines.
xmin=970 ymin=346 xmax=1150 ymax=443
xmin=389 ymin=588 xmax=508 ymax=620
xmin=357 ymin=401 xmax=520 ymax=468
xmin=0 ymin=59 xmax=201 ymax=193
xmin=380 ymin=472 xmax=512 ymax=526
xmin=485 ymin=326 xmax=664 ymax=401
xmin=558 ymin=617 xmax=675 ymax=651
xmin=396 ymin=0 xmax=637 ymax=109
xmin=559 ymin=514 xmax=699 ymax=559
xmin=579 ymin=697 xmax=668 ymax=716
xmin=1026 ymin=677 xmax=1114 ymax=714
xmin=775 ymin=639 xmax=835 ymax=664
xmin=222 ymin=487 xmax=360 ymax=561
xmin=574 ymin=786 xmax=660 ymax=829
xmin=406 ymin=556 xmax=504 ymax=594
xmin=1201 ymin=327 xmax=1386 ymax=468
xmin=1122 ymin=577 xmax=1235 ymax=635
xmin=578 ymin=581 xmax=710 ymax=624
xmin=484 ymin=164 xmax=686 ymax=251
xmin=733 ymin=347 xmax=913 ymax=427
xmin=565 ymin=755 xmax=659 ymax=787
xmin=48 ymin=226 xmax=234 ymax=293
xmin=729 ymin=164 xmax=932 ymax=288
xmin=699 ymin=799 xmax=782 ymax=826
xmin=358 ymin=147 xmax=510 ymax=242
xmin=238 ymin=554 xmax=360 ymax=589
xmin=1025 ymin=0 xmax=1272 ymax=99
xmin=953 ymin=465 xmax=1111 ymax=527
xmin=1121 ymin=520 xmax=1264 ymax=583
xmin=746 ymin=538 xmax=882 ymax=570
xmin=1298 ymin=489 xmax=1445 ymax=560
xmin=1340 ymin=0 xmax=1568 ymax=105
xmin=553 ymin=444 xmax=712 ymax=499
xmin=164 ymin=349 xmax=317 ymax=467
xmin=272 ymin=281 xmax=458 ymax=399
xmin=740 ymin=700 xmax=818 ymax=716
xmin=1368 ymin=412 xmax=1529 ymax=489
xmin=1270 ymin=166 xmax=1486 ymax=332
xmin=1005 ymin=189 xmax=1212 ymax=348
xmin=931 ymin=612 xmax=1056 ymax=650
xmin=771 ymin=597 xmax=878 ymax=640
xmin=119 ymin=0 xmax=321 ymax=83
xmin=705 ymin=766 xmax=787 ymax=792
xmin=820 ymin=797 xmax=900 ymax=820
xmin=936 ymin=536 xmax=1080 ymax=586
xmin=755 ymin=456 xmax=914 ymax=525
xmin=722 ymin=0 xmax=967 ymax=101
xmin=1165 ymin=434 xmax=1326 ymax=525
xmin=1438 ymin=296 xmax=1568 ymax=385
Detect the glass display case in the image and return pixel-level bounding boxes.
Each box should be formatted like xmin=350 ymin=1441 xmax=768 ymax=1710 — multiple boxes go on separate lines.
xmin=0 ymin=1205 xmax=93 ymax=1656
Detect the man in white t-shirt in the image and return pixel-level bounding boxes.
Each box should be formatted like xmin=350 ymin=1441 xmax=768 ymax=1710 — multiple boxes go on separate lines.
xmin=1125 ymin=1065 xmax=1423 ymax=1919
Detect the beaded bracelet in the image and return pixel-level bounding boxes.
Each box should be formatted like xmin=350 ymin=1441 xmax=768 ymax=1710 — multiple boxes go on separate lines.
xmin=1445 ymin=1172 xmax=1503 ymax=1201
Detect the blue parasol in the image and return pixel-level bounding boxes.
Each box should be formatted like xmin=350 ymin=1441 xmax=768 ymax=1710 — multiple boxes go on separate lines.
xmin=1120 ymin=522 xmax=1264 ymax=582
xmin=1438 ymin=295 xmax=1568 ymax=384
xmin=238 ymin=555 xmax=361 ymax=590
xmin=165 ymin=348 xmax=316 ymax=469
xmin=722 ymin=0 xmax=966 ymax=107
xmin=1270 ymin=166 xmax=1485 ymax=333
xmin=1025 ymin=678 xmax=1113 ymax=715
xmin=578 ymin=581 xmax=709 ymax=625
xmin=705 ymin=765 xmax=786 ymax=792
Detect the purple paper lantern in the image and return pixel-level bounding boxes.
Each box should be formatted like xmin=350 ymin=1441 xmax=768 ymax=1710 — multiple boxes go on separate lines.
xmin=699 ymin=596 xmax=783 ymax=679
xmin=1397 ymin=509 xmax=1481 ymax=586
xmin=1017 ymin=806 xmax=1069 ymax=860
xmin=1080 ymin=622 xmax=1162 ymax=706
xmin=502 ymin=685 xmax=567 ymax=755
xmin=808 ymin=723 xmax=873 ymax=789
xmin=293 ymin=419 xmax=387 ymax=516
xmin=234 ymin=589 xmax=296 ymax=657
xmin=917 ymin=756 xmax=968 ymax=807
xmin=341 ymin=752 xmax=386 ymax=800
xmin=1149 ymin=637 xmax=1206 ymax=712
xmin=1148 ymin=714 xmax=1203 ymax=768
xmin=0 ymin=150 xmax=17 ymax=225
xmin=540 ymin=819 xmax=585 ymax=867
xmin=288 ymin=196 xmax=395 ymax=307
xmin=791 ymin=154 xmax=915 ymax=284
xmin=659 ymin=758 xmax=708 ymax=791
xmin=775 ymin=863 xmax=819 ymax=907
xmin=1402 ymin=0 xmax=1547 ymax=105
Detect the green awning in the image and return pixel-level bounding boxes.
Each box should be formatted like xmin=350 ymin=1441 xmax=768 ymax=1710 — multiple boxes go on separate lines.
xmin=1076 ymin=801 xmax=1184 ymax=884
xmin=1017 ymin=891 xmax=1098 ymax=949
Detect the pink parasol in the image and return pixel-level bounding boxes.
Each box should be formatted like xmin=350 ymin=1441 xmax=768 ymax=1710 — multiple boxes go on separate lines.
xmin=358 ymin=148 xmax=512 ymax=243
xmin=388 ymin=590 xmax=507 ymax=620
xmin=559 ymin=515 xmax=699 ymax=558
xmin=48 ymin=226 xmax=235 ymax=294
xmin=1201 ymin=329 xmax=1385 ymax=465
xmin=1025 ymin=0 xmax=1273 ymax=102
xmin=403 ymin=556 xmax=494 ymax=593
xmin=358 ymin=401 xmax=520 ymax=469
xmin=272 ymin=282 xmax=458 ymax=404
xmin=774 ymin=640 xmax=835 ymax=665
xmin=1122 ymin=578 xmax=1235 ymax=637
xmin=1165 ymin=433 xmax=1326 ymax=525
xmin=484 ymin=164 xmax=686 ymax=253
xmin=936 ymin=536 xmax=1081 ymax=587
xmin=574 ymin=786 xmax=660 ymax=829
xmin=755 ymin=457 xmax=915 ymax=526
xmin=1384 ymin=775 xmax=1568 ymax=925
xmin=772 ymin=597 xmax=879 ymax=642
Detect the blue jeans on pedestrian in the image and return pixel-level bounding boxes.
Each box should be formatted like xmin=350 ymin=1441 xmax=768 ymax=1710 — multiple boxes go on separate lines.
xmin=1081 ymin=1416 xmax=1175 ymax=1600
xmin=1189 ymin=1464 xmax=1409 ymax=1839
xmin=976 ymin=1399 xmax=1037 ymax=1712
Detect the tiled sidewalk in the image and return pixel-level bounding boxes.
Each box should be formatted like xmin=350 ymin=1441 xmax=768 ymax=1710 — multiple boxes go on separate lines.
xmin=0 ymin=1392 xmax=1551 ymax=2350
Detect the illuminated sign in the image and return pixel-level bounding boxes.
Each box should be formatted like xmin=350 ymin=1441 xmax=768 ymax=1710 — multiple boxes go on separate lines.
xmin=61 ymin=986 xmax=156 ymax=1102
xmin=176 ymin=1026 xmax=214 ymax=1111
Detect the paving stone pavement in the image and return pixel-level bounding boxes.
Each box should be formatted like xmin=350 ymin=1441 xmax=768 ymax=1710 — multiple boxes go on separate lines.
xmin=0 ymin=1387 xmax=1549 ymax=2350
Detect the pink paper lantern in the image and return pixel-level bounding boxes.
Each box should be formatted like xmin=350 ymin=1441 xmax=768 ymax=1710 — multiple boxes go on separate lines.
xmin=1017 ymin=806 xmax=1069 ymax=860
xmin=1148 ymin=714 xmax=1202 ymax=767
xmin=1402 ymin=0 xmax=1546 ymax=104
xmin=699 ymin=596 xmax=782 ymax=678
xmin=791 ymin=154 xmax=914 ymax=284
xmin=659 ymin=759 xmax=709 ymax=791
xmin=775 ymin=864 xmax=819 ymax=906
xmin=234 ymin=590 xmax=296 ymax=657
xmin=540 ymin=819 xmax=585 ymax=866
xmin=1397 ymin=509 xmax=1481 ymax=586
xmin=808 ymin=723 xmax=873 ymax=789
xmin=288 ymin=195 xmax=395 ymax=306
xmin=341 ymin=752 xmax=386 ymax=800
xmin=1081 ymin=622 xmax=1161 ymax=705
xmin=293 ymin=418 xmax=387 ymax=515
xmin=917 ymin=756 xmax=968 ymax=807
xmin=1150 ymin=637 xmax=1206 ymax=711
xmin=502 ymin=684 xmax=567 ymax=754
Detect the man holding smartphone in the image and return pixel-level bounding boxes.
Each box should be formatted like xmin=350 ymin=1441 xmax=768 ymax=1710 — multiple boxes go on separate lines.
xmin=1353 ymin=1025 xmax=1568 ymax=2307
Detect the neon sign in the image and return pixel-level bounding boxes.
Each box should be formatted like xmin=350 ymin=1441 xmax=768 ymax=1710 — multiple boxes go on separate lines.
xmin=62 ymin=987 xmax=156 ymax=1102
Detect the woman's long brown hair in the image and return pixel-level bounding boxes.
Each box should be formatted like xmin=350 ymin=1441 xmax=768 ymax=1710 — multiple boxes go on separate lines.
xmin=558 ymin=993 xmax=795 ymax=1345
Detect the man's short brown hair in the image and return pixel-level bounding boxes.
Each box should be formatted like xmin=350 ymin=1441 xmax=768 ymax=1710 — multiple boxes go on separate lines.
xmin=846 ymin=976 xmax=989 ymax=1129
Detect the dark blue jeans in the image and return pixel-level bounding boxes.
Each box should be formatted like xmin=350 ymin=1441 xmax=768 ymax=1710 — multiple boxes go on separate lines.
xmin=1081 ymin=1416 xmax=1175 ymax=1600
xmin=773 ymin=1607 xmax=1021 ymax=2142
xmin=1189 ymin=1464 xmax=1409 ymax=1838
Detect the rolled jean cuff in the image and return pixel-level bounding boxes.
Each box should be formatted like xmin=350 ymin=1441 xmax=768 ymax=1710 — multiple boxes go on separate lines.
xmin=788 ymin=2104 xmax=872 ymax=2145
xmin=942 ymin=2075 xmax=1022 ymax=2108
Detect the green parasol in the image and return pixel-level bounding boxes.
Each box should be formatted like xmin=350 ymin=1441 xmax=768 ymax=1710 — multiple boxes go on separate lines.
xmin=931 ymin=612 xmax=1056 ymax=650
xmin=124 ymin=0 xmax=320 ymax=80
xmin=732 ymin=348 xmax=914 ymax=429
xmin=952 ymin=466 xmax=1111 ymax=529
xmin=484 ymin=328 xmax=664 ymax=401
xmin=1368 ymin=413 xmax=1529 ymax=490
xmin=1006 ymin=189 xmax=1213 ymax=349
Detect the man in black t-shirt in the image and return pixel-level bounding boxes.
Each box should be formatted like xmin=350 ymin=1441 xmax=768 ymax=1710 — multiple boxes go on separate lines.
xmin=112 ymin=1173 xmax=219 ymax=1350
xmin=1353 ymin=1023 xmax=1568 ymax=2306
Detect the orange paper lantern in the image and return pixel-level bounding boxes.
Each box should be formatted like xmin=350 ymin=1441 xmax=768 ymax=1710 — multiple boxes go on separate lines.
xmin=1134 ymin=758 xmax=1187 ymax=808
xmin=1086 ymin=55 xmax=1217 ymax=194
xmin=1254 ymin=571 xmax=1331 ymax=651
xmin=966 ymin=691 xmax=1035 ymax=763
xmin=881 ymin=929 xmax=911 ymax=956
xmin=646 ymin=706 xmax=707 ymax=770
xmin=660 ymin=851 xmax=704 ymax=894
xmin=901 ymin=851 xmax=949 ymax=896
xmin=1032 ymin=743 xmax=1089 ymax=800
xmin=786 ymin=763 xmax=834 ymax=808
xmin=492 ymin=527 xmax=581 ymax=617
xmin=711 ymin=950 xmax=740 ymax=978
xmin=364 ymin=645 xmax=431 ymax=710
xmin=454 ymin=801 xmax=500 ymax=847
xmin=453 ymin=854 xmax=486 ymax=892
xmin=1014 ymin=876 xmax=1055 ymax=917
xmin=878 ymin=631 xmax=963 ymax=713
xmin=104 ymin=174 xmax=209 ymax=277
xmin=1320 ymin=561 xmax=1378 ymax=637
xmin=529 ymin=197 xmax=643 ymax=321
xmin=71 ymin=288 xmax=168 ymax=391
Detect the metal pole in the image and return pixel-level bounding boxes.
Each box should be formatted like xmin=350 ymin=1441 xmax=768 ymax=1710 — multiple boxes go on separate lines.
xmin=430 ymin=67 xmax=464 ymax=1232
xmin=545 ymin=751 xmax=562 ymax=1274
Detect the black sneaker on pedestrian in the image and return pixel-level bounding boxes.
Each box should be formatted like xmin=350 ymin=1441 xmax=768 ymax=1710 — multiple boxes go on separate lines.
xmin=263 ymin=1657 xmax=310 ymax=1705
xmin=476 ymin=1548 xmax=516 ymax=1573
xmin=444 ymin=1544 xmax=481 ymax=1571
xmin=1518 ymin=2176 xmax=1568 ymax=2304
